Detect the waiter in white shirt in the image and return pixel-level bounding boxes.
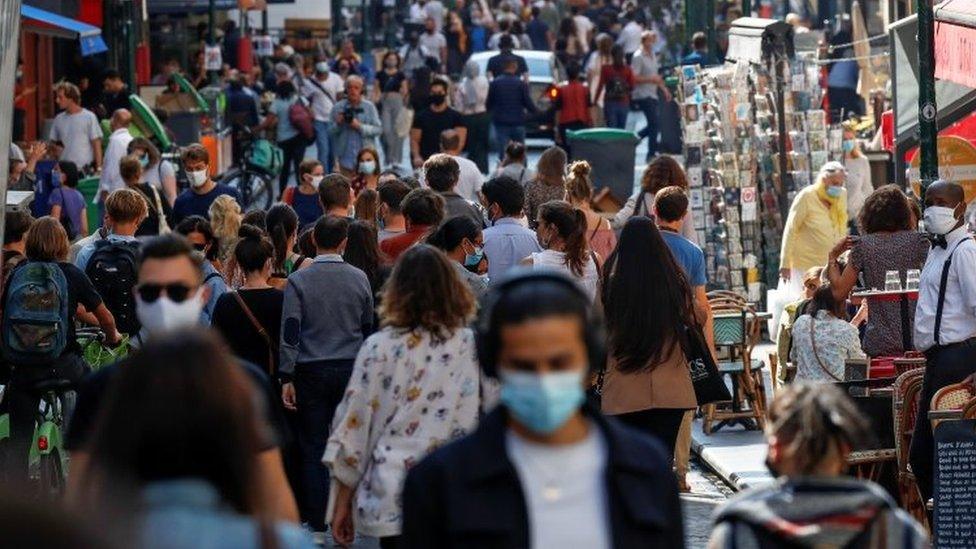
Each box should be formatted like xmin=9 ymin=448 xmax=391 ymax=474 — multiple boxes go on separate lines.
xmin=909 ymin=180 xmax=976 ymax=503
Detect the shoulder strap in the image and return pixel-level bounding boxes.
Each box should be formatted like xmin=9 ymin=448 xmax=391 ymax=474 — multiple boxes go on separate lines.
xmin=233 ymin=291 xmax=276 ymax=375
xmin=934 ymin=237 xmax=973 ymax=346
xmin=204 ymin=271 xmax=223 ymax=284
xmin=307 ymin=77 xmax=335 ymax=104
xmin=809 ymin=315 xmax=842 ymax=381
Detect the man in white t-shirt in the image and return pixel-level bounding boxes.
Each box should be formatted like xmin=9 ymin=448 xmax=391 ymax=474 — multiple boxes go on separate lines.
xmin=438 ymin=129 xmax=482 ymax=202
xmin=49 ymin=82 xmax=103 ymax=172
xmin=98 ymin=109 xmax=134 ymax=202
xmin=617 ymin=14 xmax=644 ymax=58
xmin=419 ymin=17 xmax=447 ymax=68
xmin=304 ymin=62 xmax=345 ymax=172
xmin=571 ymin=6 xmax=593 ymax=54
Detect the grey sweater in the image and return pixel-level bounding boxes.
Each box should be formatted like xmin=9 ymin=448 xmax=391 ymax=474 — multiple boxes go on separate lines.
xmin=279 ymin=255 xmax=374 ymax=377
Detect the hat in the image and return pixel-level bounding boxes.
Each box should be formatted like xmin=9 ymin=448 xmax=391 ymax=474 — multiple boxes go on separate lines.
xmin=315 ymin=61 xmax=330 ymax=74
xmin=820 ymin=161 xmax=847 ymax=174
xmin=9 ymin=143 xmax=24 ymax=163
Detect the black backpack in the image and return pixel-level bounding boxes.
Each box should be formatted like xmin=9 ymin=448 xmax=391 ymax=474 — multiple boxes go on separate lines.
xmin=605 ymin=72 xmax=630 ymax=102
xmin=85 ymin=239 xmax=141 ymax=335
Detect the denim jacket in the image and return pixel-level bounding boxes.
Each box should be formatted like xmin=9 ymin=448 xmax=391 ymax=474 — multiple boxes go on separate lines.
xmin=140 ymin=480 xmax=314 ymax=549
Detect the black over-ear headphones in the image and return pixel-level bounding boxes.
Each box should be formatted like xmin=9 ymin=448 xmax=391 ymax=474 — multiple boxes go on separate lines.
xmin=475 ymin=269 xmax=607 ymax=378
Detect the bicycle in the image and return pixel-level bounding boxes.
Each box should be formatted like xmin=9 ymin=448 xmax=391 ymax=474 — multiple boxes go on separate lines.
xmin=218 ymin=126 xmax=282 ymax=211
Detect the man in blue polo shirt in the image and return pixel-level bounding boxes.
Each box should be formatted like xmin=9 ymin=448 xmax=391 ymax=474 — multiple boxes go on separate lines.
xmin=172 ymin=144 xmax=243 ymax=224
xmin=654 ymin=185 xmax=715 ymax=492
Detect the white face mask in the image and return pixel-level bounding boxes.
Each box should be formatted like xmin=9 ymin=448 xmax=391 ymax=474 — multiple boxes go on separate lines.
xmin=188 ymin=169 xmax=209 ymax=188
xmin=136 ymin=290 xmax=204 ymax=335
xmin=309 ymin=175 xmax=324 ymax=188
xmin=923 ymin=205 xmax=960 ymax=236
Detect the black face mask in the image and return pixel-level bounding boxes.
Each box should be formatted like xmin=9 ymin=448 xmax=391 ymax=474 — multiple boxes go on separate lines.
xmin=429 ymin=94 xmax=447 ymax=106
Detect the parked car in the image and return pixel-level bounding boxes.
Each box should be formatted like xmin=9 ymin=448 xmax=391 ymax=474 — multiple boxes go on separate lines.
xmin=469 ymin=50 xmax=566 ymax=137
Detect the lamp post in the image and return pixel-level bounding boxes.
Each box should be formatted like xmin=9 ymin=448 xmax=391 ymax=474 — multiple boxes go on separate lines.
xmin=916 ymin=0 xmax=939 ymax=199
xmin=208 ymin=0 xmax=218 ymax=85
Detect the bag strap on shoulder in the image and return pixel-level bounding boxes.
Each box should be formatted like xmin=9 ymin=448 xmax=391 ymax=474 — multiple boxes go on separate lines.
xmin=809 ymin=315 xmax=842 ymax=381
xmin=233 ymin=291 xmax=276 ymax=375
xmin=935 ymin=237 xmax=973 ymax=346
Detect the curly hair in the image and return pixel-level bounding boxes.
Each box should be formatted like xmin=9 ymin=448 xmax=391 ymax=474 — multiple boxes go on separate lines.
xmin=378 ymin=244 xmax=476 ymax=341
xmin=640 ymin=155 xmax=689 ymax=194
xmin=857 ymin=185 xmax=913 ymax=234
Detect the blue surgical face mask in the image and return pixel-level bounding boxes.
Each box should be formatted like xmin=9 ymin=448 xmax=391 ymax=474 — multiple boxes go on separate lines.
xmin=463 ymin=242 xmax=484 ymax=268
xmin=499 ymin=369 xmax=585 ymax=434
xmin=825 ymin=185 xmax=843 ymax=198
xmin=842 ymin=139 xmax=856 ymax=153
xmin=139 ymin=154 xmax=150 ymax=168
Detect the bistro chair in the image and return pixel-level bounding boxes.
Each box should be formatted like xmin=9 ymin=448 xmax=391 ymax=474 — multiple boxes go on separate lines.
xmin=891 ymin=367 xmax=929 ymax=529
xmin=963 ymin=398 xmax=976 ymax=419
xmin=701 ymin=292 xmax=766 ymax=435
xmin=929 ymin=380 xmax=975 ymax=430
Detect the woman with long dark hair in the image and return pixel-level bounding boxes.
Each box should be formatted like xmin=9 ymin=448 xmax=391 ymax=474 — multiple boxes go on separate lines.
xmin=599 ymin=216 xmax=697 ymax=458
xmin=342 ymin=220 xmax=387 ymax=298
xmin=426 ymin=215 xmax=488 ymax=298
xmin=266 ymin=204 xmax=311 ymax=289
xmin=522 ymin=200 xmax=598 ymax=299
xmin=76 ymin=331 xmax=312 ymax=548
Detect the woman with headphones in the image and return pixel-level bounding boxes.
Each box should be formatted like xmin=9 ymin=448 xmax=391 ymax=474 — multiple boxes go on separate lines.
xmin=400 ymin=270 xmax=684 ymax=549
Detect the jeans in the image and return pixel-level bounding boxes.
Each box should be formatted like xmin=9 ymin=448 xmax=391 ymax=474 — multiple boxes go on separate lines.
xmin=293 ymin=359 xmax=355 ymax=531
xmin=493 ymin=123 xmax=526 ymax=159
xmin=3 ymin=354 xmax=87 ymax=490
xmin=464 ymin=112 xmax=491 ymax=174
xmin=380 ymin=94 xmax=405 ymax=168
xmin=279 ymin=135 xmax=308 ymax=197
xmin=603 ymin=101 xmax=630 ymax=129
xmin=909 ymin=339 xmax=976 ymax=501
xmin=634 ymin=97 xmax=660 ymax=158
xmin=313 ymin=120 xmax=333 ymax=174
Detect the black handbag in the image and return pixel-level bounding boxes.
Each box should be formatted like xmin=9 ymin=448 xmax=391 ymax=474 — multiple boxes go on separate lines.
xmin=685 ymin=324 xmax=733 ymax=406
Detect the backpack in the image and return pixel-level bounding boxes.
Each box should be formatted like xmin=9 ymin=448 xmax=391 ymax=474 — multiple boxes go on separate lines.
xmin=288 ymin=99 xmax=316 ymax=141
xmin=2 ymin=262 xmax=70 ymax=365
xmin=85 ymin=239 xmax=141 ymax=336
xmin=605 ymin=71 xmax=630 ymax=102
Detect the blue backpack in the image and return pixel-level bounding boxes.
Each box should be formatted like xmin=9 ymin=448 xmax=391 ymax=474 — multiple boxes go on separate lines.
xmin=2 ymin=262 xmax=70 ymax=365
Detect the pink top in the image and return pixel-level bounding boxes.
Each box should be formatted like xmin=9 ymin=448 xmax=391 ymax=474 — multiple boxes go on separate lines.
xmin=588 ymin=218 xmax=617 ymax=264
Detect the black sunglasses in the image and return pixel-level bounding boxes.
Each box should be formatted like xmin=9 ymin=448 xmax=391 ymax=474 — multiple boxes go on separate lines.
xmin=136 ymin=283 xmax=196 ymax=303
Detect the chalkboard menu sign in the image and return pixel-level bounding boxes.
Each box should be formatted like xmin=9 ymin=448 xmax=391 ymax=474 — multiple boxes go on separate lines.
xmin=934 ymin=419 xmax=976 ymax=548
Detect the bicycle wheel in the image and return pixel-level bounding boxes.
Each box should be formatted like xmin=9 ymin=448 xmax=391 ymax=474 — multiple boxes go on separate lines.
xmin=220 ymin=169 xmax=274 ymax=211
xmin=38 ymin=449 xmax=65 ymax=500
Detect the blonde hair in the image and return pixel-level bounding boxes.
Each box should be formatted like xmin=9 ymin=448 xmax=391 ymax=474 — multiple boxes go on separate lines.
xmin=209 ymin=195 xmax=242 ymax=245
xmin=106 ymin=188 xmax=148 ymax=224
xmin=563 ymin=161 xmax=593 ymax=205
xmin=841 ymin=123 xmax=864 ymax=159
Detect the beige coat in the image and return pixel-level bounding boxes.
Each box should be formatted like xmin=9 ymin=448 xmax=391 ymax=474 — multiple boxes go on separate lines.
xmin=601 ymin=340 xmax=697 ymax=415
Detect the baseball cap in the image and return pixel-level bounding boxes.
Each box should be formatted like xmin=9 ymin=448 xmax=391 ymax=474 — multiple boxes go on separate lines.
xmin=9 ymin=143 xmax=25 ymax=163
xmin=820 ymin=161 xmax=847 ymax=174
xmin=315 ymin=61 xmax=330 ymax=74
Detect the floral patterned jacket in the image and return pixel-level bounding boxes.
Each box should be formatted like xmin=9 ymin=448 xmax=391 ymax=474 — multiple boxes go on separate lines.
xmin=323 ymin=327 xmax=481 ymax=538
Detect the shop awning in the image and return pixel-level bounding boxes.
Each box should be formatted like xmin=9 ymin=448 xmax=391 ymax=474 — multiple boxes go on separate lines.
xmin=20 ymin=4 xmax=107 ymax=56
xmin=934 ymin=0 xmax=976 ymax=89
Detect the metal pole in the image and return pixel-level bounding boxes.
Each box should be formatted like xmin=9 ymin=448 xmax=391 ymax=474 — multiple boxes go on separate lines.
xmin=776 ymin=51 xmax=789 ymax=215
xmin=208 ymin=0 xmax=218 ymax=85
xmin=916 ymin=0 xmax=938 ymax=198
xmin=705 ymin=0 xmax=716 ymax=64
xmin=0 ymin=0 xmax=23 ymax=251
xmin=742 ymin=0 xmax=752 ymax=17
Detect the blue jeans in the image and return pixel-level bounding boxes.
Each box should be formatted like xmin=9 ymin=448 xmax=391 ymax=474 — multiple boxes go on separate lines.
xmin=634 ymin=97 xmax=660 ymax=157
xmin=604 ymin=101 xmax=629 ymax=129
xmin=493 ymin=123 xmax=526 ymax=159
xmin=313 ymin=120 xmax=333 ymax=173
xmin=293 ymin=359 xmax=354 ymax=531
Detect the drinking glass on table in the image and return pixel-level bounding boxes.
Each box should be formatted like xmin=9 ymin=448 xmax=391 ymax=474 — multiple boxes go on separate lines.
xmin=884 ymin=270 xmax=902 ymax=292
xmin=905 ymin=269 xmax=921 ymax=291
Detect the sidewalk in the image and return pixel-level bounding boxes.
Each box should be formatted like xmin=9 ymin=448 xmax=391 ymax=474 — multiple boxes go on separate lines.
xmin=690 ymin=419 xmax=773 ymax=491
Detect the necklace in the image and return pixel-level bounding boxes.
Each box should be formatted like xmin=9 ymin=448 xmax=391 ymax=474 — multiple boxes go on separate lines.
xmin=509 ymin=435 xmax=566 ymax=502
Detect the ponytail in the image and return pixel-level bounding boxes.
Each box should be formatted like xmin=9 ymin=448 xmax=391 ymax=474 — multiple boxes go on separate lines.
xmin=266 ymin=204 xmax=299 ymax=273
xmin=538 ymin=200 xmax=589 ymax=277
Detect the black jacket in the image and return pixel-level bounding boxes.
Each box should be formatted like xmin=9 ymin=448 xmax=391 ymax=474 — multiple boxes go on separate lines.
xmin=401 ymin=404 xmax=684 ymax=549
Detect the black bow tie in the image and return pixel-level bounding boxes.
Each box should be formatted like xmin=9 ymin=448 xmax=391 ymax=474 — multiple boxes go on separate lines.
xmin=929 ymin=233 xmax=948 ymax=249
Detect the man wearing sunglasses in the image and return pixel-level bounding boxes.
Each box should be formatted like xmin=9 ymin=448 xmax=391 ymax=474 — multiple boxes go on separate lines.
xmin=66 ymin=234 xmax=299 ymax=523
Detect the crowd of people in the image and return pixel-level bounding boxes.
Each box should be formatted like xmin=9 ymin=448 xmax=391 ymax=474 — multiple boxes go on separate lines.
xmin=1 ymin=1 xmax=972 ymax=548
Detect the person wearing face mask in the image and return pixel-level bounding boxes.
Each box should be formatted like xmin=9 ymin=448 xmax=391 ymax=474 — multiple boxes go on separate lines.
xmin=48 ymin=160 xmax=88 ymax=241
xmin=778 ymin=161 xmax=848 ymax=298
xmin=709 ymin=383 xmax=928 ymax=548
xmin=282 ymin=160 xmax=325 ymax=228
xmin=909 ymin=180 xmax=976 ymax=504
xmin=127 ymin=137 xmax=178 ymax=206
xmin=174 ymin=216 xmax=229 ymax=324
xmin=427 ymin=216 xmax=489 ymax=297
xmin=377 ymin=178 xmax=411 ymax=242
xmin=304 ymin=61 xmax=344 ymax=173
xmin=351 ymin=147 xmax=381 ymax=195
xmin=329 ymin=76 xmax=382 ymax=179
xmin=841 ymin=125 xmax=872 ymax=228
xmin=401 ymin=271 xmax=684 ymax=549
xmin=372 ymin=51 xmax=409 ymax=168
xmin=172 ymin=145 xmax=243 ymax=225
xmin=65 ymin=233 xmax=300 ymax=525
xmin=481 ymin=175 xmax=541 ymax=282
xmin=410 ymin=78 xmax=466 ymax=169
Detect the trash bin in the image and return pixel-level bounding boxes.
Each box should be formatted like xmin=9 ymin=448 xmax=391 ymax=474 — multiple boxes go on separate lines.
xmin=567 ymin=128 xmax=639 ymax=204
xmin=77 ymin=176 xmax=100 ymax=236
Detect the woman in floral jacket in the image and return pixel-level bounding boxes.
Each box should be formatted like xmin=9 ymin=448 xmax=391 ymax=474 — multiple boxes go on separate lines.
xmin=324 ymin=244 xmax=481 ymax=548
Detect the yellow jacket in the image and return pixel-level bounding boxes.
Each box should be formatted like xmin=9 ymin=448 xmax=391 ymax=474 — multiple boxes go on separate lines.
xmin=779 ymin=185 xmax=847 ymax=271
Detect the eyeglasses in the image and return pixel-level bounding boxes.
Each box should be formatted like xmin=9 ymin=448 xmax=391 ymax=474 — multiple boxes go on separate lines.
xmin=136 ymin=283 xmax=196 ymax=303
